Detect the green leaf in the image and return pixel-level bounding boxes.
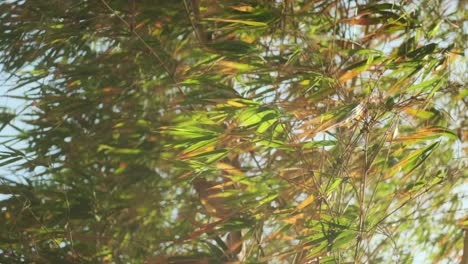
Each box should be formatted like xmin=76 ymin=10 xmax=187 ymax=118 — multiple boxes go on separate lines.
xmin=97 ymin=145 xmax=142 ymax=155
xmin=332 ymin=230 xmax=357 ymax=249
xmin=406 ymin=77 xmax=442 ymax=92
xmin=324 ymin=178 xmax=343 ymax=196
xmin=303 ymin=140 xmax=337 ymax=148
xmin=390 ymin=142 xmax=440 ymax=176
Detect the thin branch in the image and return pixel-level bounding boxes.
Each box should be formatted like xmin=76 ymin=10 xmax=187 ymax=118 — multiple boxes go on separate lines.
xmin=99 ymin=0 xmax=186 ymax=97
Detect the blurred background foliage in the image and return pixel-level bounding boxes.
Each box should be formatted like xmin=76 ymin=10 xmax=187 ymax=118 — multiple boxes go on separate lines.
xmin=0 ymin=0 xmax=466 ymax=263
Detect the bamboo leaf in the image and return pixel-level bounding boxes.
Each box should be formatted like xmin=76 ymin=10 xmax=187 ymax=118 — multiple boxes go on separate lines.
xmin=391 ymin=127 xmax=457 ymax=142
xmin=204 ymin=18 xmax=267 ymax=26
xmin=388 ymin=142 xmax=440 ymax=178
xmin=293 ymin=194 xmax=315 ymax=212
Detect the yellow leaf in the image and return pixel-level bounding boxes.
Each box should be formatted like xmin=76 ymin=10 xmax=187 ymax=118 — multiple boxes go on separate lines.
xmin=226 ymin=99 xmax=247 ymax=107
xmin=391 ymin=127 xmax=455 ymax=142
xmin=282 ymin=213 xmax=304 ymax=224
xmin=294 ymin=194 xmax=315 ymax=212
xmin=230 ymin=5 xmax=254 ymax=12
xmin=404 ymin=108 xmax=434 ymax=119
xmin=338 ymin=70 xmax=362 ymax=83
xmin=177 ymin=145 xmax=215 ymax=159
xmin=204 ymin=18 xmax=267 ymax=26
xmin=216 ymin=162 xmax=244 ymax=176
xmin=218 ymin=60 xmax=255 ymax=71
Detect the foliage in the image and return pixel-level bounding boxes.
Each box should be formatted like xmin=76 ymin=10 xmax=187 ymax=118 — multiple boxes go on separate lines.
xmin=0 ymin=0 xmax=466 ymax=263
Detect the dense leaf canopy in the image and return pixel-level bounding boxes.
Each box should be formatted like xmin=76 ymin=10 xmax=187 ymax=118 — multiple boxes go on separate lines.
xmin=0 ymin=0 xmax=466 ymax=263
